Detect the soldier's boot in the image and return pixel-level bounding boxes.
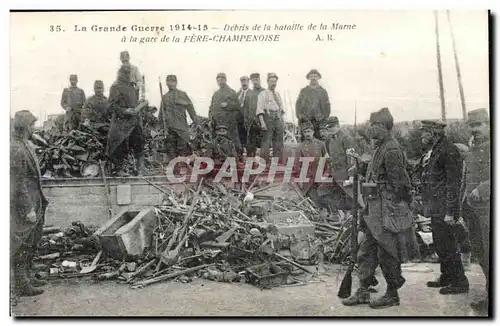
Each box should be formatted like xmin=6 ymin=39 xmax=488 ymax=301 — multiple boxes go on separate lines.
xmin=17 ymin=284 xmax=44 ymax=297
xmin=341 ymin=287 xmax=370 ymax=306
xmin=427 ymin=275 xmax=450 ymax=288
xmin=135 ymin=154 xmax=145 ymax=176
xmin=27 ymin=259 xmax=47 ymax=287
xmin=15 ymin=264 xmax=44 ymax=297
xmin=439 ymin=277 xmax=469 ymax=295
xmin=369 ymin=288 xmax=400 ymax=309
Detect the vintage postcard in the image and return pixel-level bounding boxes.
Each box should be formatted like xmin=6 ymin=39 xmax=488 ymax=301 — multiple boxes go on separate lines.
xmin=9 ymin=10 xmax=491 ymax=317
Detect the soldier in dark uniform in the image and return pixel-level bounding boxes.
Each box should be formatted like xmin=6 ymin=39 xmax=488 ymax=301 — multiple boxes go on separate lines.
xmin=295 ymin=69 xmax=331 ymax=139
xmin=106 ymin=65 xmax=146 ymax=176
xmin=82 ymin=80 xmax=109 ymax=123
xmin=462 ymin=109 xmax=490 ymax=312
xmin=419 ymin=120 xmax=469 ymax=294
xmin=61 ymin=74 xmax=86 ymax=131
xmin=11 ymin=110 xmax=49 ymax=299
xmin=342 ymin=107 xmax=413 ymax=309
xmin=245 ymin=73 xmax=265 ymax=157
xmin=159 ymin=75 xmax=199 ymax=163
xmin=209 ymin=73 xmax=241 ymax=154
xmin=206 ymin=124 xmax=237 ymax=164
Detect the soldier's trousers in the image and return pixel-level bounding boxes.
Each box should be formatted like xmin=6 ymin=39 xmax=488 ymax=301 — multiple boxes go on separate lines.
xmin=246 ymin=122 xmax=262 ymax=157
xmin=430 ymin=217 xmax=467 ymax=284
xmin=11 ymin=220 xmax=41 ymax=290
xmin=64 ymin=109 xmax=82 ymax=131
xmin=260 ymin=112 xmax=284 ymax=162
xmin=462 ymin=203 xmax=489 ymax=291
xmin=357 ymin=226 xmax=405 ymax=290
xmin=112 ymin=126 xmax=145 ymax=170
xmin=164 ymin=131 xmax=188 ymax=162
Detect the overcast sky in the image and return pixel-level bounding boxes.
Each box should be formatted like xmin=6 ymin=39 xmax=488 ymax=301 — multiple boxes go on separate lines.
xmin=10 ymin=10 xmax=489 ymax=125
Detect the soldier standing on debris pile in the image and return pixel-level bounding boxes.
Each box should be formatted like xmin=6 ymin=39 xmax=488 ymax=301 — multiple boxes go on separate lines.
xmin=461 ymin=109 xmax=490 ymax=313
xmin=245 ymin=73 xmax=266 ymax=158
xmin=295 ymin=69 xmax=331 ymax=140
xmin=236 ymin=76 xmax=250 ymax=155
xmin=60 ymin=74 xmax=86 ymax=131
xmin=119 ymin=51 xmax=142 ymax=99
xmin=342 ymin=107 xmax=413 ymax=309
xmin=159 ymin=75 xmax=199 ymax=163
xmin=11 ymin=110 xmax=49 ymax=300
xmin=82 ymin=80 xmax=109 ymax=124
xmin=209 ymin=73 xmax=242 ymax=155
xmin=106 ymin=65 xmax=146 ymax=176
xmin=256 ymin=73 xmax=285 ymax=163
xmin=419 ymin=120 xmax=469 ymax=295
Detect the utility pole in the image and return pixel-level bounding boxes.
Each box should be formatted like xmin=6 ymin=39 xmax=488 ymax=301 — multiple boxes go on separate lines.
xmin=447 ymin=10 xmax=467 ymax=120
xmin=434 ymin=10 xmax=447 ymax=121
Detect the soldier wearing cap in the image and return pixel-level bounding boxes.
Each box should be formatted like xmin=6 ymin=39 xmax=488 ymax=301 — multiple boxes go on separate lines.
xmin=245 ymin=73 xmax=266 ymax=157
xmin=236 ymin=76 xmax=251 ymax=153
xmin=419 ymin=119 xmax=469 ymax=295
xmin=256 ymin=72 xmax=285 ymax=162
xmin=60 ymin=74 xmax=86 ymax=131
xmin=106 ymin=64 xmax=146 ymax=176
xmin=295 ymin=69 xmax=331 ymax=139
xmin=11 ymin=110 xmax=49 ymax=298
xmin=83 ymin=80 xmax=109 ymax=123
xmin=119 ymin=51 xmax=142 ymax=98
xmin=318 ymin=120 xmax=329 ymax=141
xmin=206 ymin=123 xmax=237 ymax=163
xmin=343 ymin=108 xmax=413 ymax=309
xmin=209 ymin=73 xmax=242 ymax=154
xmin=462 ymin=108 xmax=490 ymax=312
xmin=159 ymin=74 xmax=199 ymax=163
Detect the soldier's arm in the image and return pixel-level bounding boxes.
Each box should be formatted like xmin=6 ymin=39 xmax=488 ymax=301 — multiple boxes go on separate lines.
xmin=228 ymin=90 xmax=240 ymax=111
xmin=444 ymin=144 xmax=462 ymax=217
xmin=108 ymin=86 xmax=126 ymax=116
xmin=61 ymin=88 xmax=69 ymax=111
xmin=183 ymin=91 xmax=198 ymax=122
xmin=208 ymin=94 xmax=215 ymax=119
xmin=385 ymin=149 xmax=411 ymax=202
xmin=295 ymin=88 xmax=305 ymax=119
xmin=10 ymin=147 xmax=32 ymax=220
xmin=80 ymin=89 xmax=87 ymax=107
xmin=322 ymin=88 xmax=331 ymax=118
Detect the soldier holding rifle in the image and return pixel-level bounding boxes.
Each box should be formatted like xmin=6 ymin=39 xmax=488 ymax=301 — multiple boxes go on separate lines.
xmin=342 ymin=107 xmax=413 ymax=309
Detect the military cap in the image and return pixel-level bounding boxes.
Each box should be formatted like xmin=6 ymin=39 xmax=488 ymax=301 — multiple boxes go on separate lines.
xmin=369 ymin=107 xmax=394 ymax=130
xmin=301 ymin=120 xmax=314 ymax=131
xmin=120 ymin=50 xmax=130 ymax=57
xmin=166 ymin=75 xmax=177 ymax=82
xmin=306 ymin=69 xmax=321 ymax=79
xmin=216 ymin=73 xmax=227 ymax=79
xmin=267 ymin=72 xmax=278 ymax=81
xmin=13 ymin=110 xmax=37 ymax=129
xmin=319 ymin=120 xmax=329 ymax=130
xmin=215 ymin=124 xmax=228 ymax=130
xmin=325 ymin=116 xmax=339 ymax=128
xmin=250 ymin=73 xmax=260 ymax=79
xmin=467 ymin=108 xmax=489 ymax=125
xmin=69 ymin=74 xmax=78 ymax=79
xmin=240 ymin=75 xmax=249 ymax=81
xmin=420 ymin=119 xmax=447 ymax=131
xmin=94 ymin=80 xmax=104 ymax=88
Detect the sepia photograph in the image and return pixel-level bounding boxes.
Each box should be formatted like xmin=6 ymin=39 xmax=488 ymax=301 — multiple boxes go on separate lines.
xmin=8 ymin=9 xmax=491 ymax=317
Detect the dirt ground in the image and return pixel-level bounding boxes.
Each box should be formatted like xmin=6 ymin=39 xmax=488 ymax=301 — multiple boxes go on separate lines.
xmin=11 ymin=263 xmax=488 ymax=317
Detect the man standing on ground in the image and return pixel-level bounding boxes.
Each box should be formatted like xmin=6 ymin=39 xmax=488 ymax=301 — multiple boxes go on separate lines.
xmin=82 ymin=80 xmax=109 ymax=124
xmin=11 ymin=110 xmax=49 ymax=300
xmin=106 ymin=65 xmax=146 ymax=176
xmin=342 ymin=107 xmax=413 ymax=309
xmin=420 ymin=120 xmax=469 ymax=295
xmin=462 ymin=108 xmax=490 ymax=313
xmin=295 ymin=69 xmax=331 ymax=139
xmin=236 ymin=76 xmax=250 ymax=155
xmin=245 ymin=73 xmax=266 ymax=157
xmin=159 ymin=75 xmax=199 ymax=163
xmin=209 ymin=73 xmax=241 ymax=154
xmin=119 ymin=51 xmax=142 ymax=99
xmin=60 ymin=74 xmax=86 ymax=131
xmin=256 ymin=73 xmax=285 ymax=163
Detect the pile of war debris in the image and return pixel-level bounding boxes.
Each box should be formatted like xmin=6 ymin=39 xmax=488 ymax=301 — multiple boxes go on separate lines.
xmin=34 ymin=181 xmax=354 ymax=289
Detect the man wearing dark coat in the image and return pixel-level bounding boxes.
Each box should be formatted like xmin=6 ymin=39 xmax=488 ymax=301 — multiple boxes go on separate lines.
xmin=245 ymin=73 xmax=266 ymax=157
xmin=61 ymin=74 xmax=86 ymax=131
xmin=461 ymin=108 xmax=491 ymax=313
xmin=209 ymin=73 xmax=241 ymax=154
xmin=82 ymin=80 xmax=109 ymax=123
xmin=419 ymin=120 xmax=469 ymax=294
xmin=342 ymin=107 xmax=413 ymax=309
xmin=106 ymin=65 xmax=146 ymax=176
xmin=236 ymin=76 xmax=250 ymax=154
xmin=159 ymin=75 xmax=199 ymax=162
xmin=295 ymin=69 xmax=331 ymax=139
xmin=11 ymin=110 xmax=49 ymax=299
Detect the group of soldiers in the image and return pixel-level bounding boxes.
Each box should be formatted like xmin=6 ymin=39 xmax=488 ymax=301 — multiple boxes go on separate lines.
xmin=11 ymin=49 xmax=490 ymax=314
